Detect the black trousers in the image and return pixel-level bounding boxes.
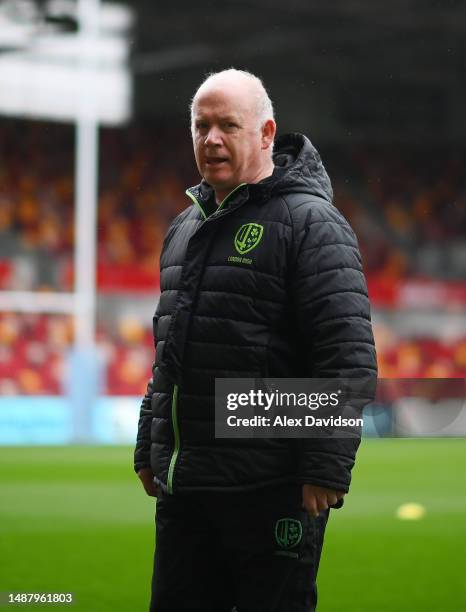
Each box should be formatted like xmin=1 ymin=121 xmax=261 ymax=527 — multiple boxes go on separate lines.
xmin=150 ymin=483 xmax=329 ymax=612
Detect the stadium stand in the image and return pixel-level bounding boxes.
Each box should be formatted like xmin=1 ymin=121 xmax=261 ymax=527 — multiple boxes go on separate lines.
xmin=0 ymin=120 xmax=465 ymax=393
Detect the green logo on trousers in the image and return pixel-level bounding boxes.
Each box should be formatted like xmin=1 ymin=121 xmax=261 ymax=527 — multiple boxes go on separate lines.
xmin=234 ymin=223 xmax=264 ymax=255
xmin=275 ymin=518 xmax=303 ymax=549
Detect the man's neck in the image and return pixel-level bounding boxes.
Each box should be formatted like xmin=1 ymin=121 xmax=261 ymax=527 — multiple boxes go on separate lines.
xmin=215 ymin=161 xmax=275 ymax=205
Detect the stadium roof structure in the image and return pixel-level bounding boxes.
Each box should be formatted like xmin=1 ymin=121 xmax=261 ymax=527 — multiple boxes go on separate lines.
xmin=133 ymin=0 xmax=466 ymax=82
xmin=0 ymin=0 xmax=465 ymax=139
xmin=128 ymin=0 xmax=466 ymax=141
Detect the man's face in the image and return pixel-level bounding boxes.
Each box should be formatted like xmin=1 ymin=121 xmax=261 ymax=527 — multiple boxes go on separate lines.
xmin=191 ymin=84 xmax=265 ymax=199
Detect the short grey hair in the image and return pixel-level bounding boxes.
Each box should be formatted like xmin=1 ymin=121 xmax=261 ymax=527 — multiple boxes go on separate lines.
xmin=190 ymin=68 xmax=275 ymax=130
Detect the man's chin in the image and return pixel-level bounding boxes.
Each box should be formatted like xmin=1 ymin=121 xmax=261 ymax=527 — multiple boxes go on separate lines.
xmin=203 ymin=173 xmax=234 ymax=190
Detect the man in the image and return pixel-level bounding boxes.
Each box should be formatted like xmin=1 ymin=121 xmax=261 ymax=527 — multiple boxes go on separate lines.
xmin=135 ymin=69 xmax=377 ymax=611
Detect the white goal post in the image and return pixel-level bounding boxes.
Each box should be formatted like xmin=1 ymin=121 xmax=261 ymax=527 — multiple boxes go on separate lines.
xmin=0 ymin=0 xmax=132 ymax=349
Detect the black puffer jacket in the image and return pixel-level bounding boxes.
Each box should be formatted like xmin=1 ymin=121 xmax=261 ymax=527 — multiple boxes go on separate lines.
xmin=134 ymin=133 xmax=377 ymax=495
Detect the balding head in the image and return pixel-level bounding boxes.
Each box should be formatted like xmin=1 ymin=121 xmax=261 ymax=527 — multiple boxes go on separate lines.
xmin=191 ymin=69 xmax=275 ymax=132
xmin=190 ymin=69 xmax=277 ymax=203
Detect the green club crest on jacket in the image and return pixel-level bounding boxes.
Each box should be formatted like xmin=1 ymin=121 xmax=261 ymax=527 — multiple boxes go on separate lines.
xmin=234 ymin=223 xmax=264 ymax=255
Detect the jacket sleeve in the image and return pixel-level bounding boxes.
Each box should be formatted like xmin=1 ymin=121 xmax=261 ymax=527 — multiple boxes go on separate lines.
xmin=133 ymin=371 xmax=155 ymax=473
xmin=133 ymin=210 xmax=188 ymax=474
xmin=290 ymin=200 xmax=377 ymax=493
xmin=133 ymin=311 xmax=160 ymax=473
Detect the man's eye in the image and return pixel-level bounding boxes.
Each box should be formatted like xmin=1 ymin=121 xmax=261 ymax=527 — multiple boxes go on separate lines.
xmin=196 ymin=123 xmax=208 ymax=130
xmin=225 ymin=122 xmax=238 ymax=129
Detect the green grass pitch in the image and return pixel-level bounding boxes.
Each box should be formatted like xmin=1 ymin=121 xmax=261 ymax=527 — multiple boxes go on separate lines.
xmin=0 ymin=440 xmax=465 ymax=611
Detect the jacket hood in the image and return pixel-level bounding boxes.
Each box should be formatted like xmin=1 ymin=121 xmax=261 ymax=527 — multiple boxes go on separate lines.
xmin=187 ymin=132 xmax=333 ymax=211
xmin=271 ymin=133 xmax=333 ymax=203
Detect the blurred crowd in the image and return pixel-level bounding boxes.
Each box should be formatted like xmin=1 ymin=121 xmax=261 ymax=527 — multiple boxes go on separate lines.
xmin=1 ymin=120 xmax=465 ymax=290
xmin=0 ymin=311 xmax=465 ymax=396
xmin=0 ymin=312 xmax=154 ymax=396
xmin=0 ymin=119 xmax=465 ymax=394
xmin=331 ymin=147 xmax=466 ymax=280
xmin=374 ymin=324 xmax=466 ymax=379
xmin=0 ymin=120 xmax=195 ymax=290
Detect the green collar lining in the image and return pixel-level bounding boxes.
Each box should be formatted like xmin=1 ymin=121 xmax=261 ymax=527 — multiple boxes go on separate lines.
xmin=185 ymin=183 xmax=247 ymax=219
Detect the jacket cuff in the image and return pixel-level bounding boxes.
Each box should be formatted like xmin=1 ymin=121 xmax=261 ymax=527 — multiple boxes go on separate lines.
xmin=297 ymin=476 xmax=350 ymax=494
xmin=134 ymin=462 xmax=152 ymax=474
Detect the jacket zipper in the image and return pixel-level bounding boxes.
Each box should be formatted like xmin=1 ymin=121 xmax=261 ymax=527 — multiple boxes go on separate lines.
xmin=166 ymin=184 xmax=247 ymax=493
xmin=167 ymin=384 xmax=180 ymax=494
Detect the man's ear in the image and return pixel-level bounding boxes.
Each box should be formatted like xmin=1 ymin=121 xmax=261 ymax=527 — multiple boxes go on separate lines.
xmin=261 ymin=119 xmax=276 ymax=150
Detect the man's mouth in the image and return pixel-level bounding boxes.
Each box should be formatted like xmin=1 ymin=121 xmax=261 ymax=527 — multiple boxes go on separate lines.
xmin=205 ymin=157 xmax=228 ymax=166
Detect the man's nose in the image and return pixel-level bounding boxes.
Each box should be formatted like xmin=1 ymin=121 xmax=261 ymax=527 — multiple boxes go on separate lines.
xmin=204 ymin=125 xmax=222 ymax=145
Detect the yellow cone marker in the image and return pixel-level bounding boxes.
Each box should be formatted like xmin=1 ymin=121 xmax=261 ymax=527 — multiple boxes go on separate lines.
xmin=396 ymin=503 xmax=426 ymax=520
